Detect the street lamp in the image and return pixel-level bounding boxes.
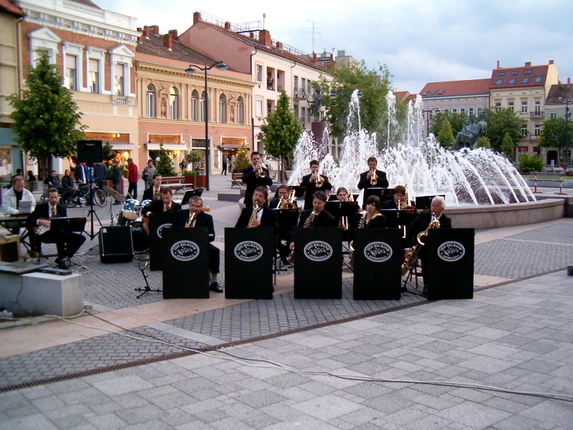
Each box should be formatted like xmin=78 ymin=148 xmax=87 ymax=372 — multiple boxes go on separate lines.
xmin=422 ymin=108 xmax=439 ymax=137
xmin=185 ymin=61 xmax=228 ymax=191
xmin=564 ymin=99 xmax=571 ymax=164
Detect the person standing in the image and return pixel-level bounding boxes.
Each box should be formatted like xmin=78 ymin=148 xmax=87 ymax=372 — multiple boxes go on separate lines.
xmin=221 ymin=154 xmax=228 ymax=175
xmin=93 ymin=162 xmax=107 ymax=192
xmin=242 ymin=151 xmax=272 ymax=207
xmin=127 ymin=157 xmax=138 ymax=200
xmin=357 ymin=157 xmax=389 ymax=190
xmin=111 ymin=160 xmax=122 ymax=204
xmin=300 ymin=160 xmax=332 ymax=210
xmin=230 ymin=154 xmax=236 ymax=173
xmin=142 ymin=159 xmax=156 ymax=190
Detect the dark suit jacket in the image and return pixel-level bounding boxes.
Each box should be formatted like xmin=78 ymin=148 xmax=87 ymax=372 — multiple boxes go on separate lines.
xmin=357 ymin=169 xmax=389 ymax=190
xmin=27 ymin=202 xmax=66 ymax=228
xmin=300 ymin=174 xmax=332 ymax=210
xmin=298 ymin=209 xmax=336 ymax=228
xmin=242 ymin=165 xmax=272 ymax=207
xmin=381 ymin=199 xmax=399 ymax=210
xmin=172 ymin=209 xmax=215 ymax=241
xmin=142 ymin=200 xmax=181 ymax=217
xmin=236 ymin=206 xmax=278 ymax=230
xmin=142 ymin=186 xmax=161 ymax=201
xmin=406 ymin=210 xmax=452 ymax=246
xmin=349 ymin=212 xmax=386 ymax=241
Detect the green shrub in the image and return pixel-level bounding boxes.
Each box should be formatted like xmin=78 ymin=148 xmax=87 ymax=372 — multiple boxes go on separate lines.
xmin=518 ymin=153 xmax=544 ymax=174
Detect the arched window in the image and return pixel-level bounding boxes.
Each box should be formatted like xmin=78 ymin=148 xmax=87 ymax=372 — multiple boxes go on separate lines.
xmin=169 ymin=87 xmax=179 ymax=120
xmin=191 ymin=90 xmax=199 ymax=121
xmin=146 ymin=84 xmax=156 ymax=118
xmin=237 ymin=96 xmax=244 ymax=125
xmin=219 ymin=93 xmax=227 ymax=123
xmin=200 ymin=91 xmax=206 ymax=122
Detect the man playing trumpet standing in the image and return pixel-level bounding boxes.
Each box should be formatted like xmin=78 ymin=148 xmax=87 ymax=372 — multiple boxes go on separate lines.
xmin=300 ymin=159 xmax=332 ymax=210
xmin=357 ymin=157 xmax=389 ymax=190
xmin=242 ymin=151 xmax=272 ymax=207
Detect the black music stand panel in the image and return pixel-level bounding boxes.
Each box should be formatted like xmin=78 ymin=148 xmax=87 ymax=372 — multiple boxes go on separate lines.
xmin=224 ymin=228 xmax=274 ymax=299
xmin=426 ymin=228 xmax=474 ymax=300
xmin=353 ymin=229 xmax=402 ymax=300
xmin=294 ymin=228 xmax=343 ymax=299
xmin=149 ymin=212 xmax=175 ymax=271
xmin=162 ymin=228 xmax=210 ymax=299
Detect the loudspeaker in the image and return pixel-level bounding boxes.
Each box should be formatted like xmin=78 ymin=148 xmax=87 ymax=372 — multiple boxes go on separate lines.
xmin=99 ymin=226 xmax=134 ymax=263
xmin=77 ymin=140 xmax=103 ymax=164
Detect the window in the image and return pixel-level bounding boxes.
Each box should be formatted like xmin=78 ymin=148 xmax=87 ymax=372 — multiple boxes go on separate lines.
xmin=300 ymin=107 xmax=306 ymax=123
xmin=65 ymin=54 xmax=78 ymax=90
xmin=469 ymin=107 xmax=474 ymax=116
xmin=508 ymin=102 xmax=514 ymax=112
xmin=521 ymin=101 xmax=528 ymax=113
xmin=293 ymin=76 xmax=298 ymax=94
xmin=200 ymin=91 xmax=206 ymax=121
xmin=422 ymin=91 xmax=428 ymax=96
xmin=255 ymin=98 xmax=263 ymax=117
xmin=109 ymin=45 xmax=135 ymax=98
xmin=522 ymin=77 xmax=529 ymax=84
xmin=511 ymin=71 xmax=519 ymax=75
xmin=219 ymin=93 xmax=227 ymax=123
xmin=534 ymin=76 xmax=542 ymax=83
xmin=146 ymin=84 xmax=156 ymax=118
xmin=495 ymin=102 xmax=502 ymax=112
xmin=191 ymin=90 xmax=199 ymax=121
xmin=495 ymin=79 xmax=503 ymax=85
xmin=306 ymin=80 xmax=311 ymax=95
xmin=498 ymin=71 xmax=506 ymax=76
xmin=452 ymin=108 xmax=457 ymax=113
xmin=534 ymin=101 xmax=541 ymax=115
xmin=89 ymin=59 xmax=99 ymax=93
xmin=550 ymin=112 xmax=557 ymax=119
xmin=256 ymin=64 xmax=263 ymax=82
xmin=293 ymin=105 xmax=299 ymax=120
xmin=114 ymin=63 xmax=125 ymax=95
xmin=169 ymin=87 xmax=178 ymax=120
xmin=534 ymin=125 xmax=541 ymax=136
xmin=460 ymin=108 xmax=465 ymax=113
xmin=521 ymin=126 xmax=528 ymax=136
xmin=237 ymin=96 xmax=244 ymax=124
xmin=430 ymin=90 xmax=436 ymax=95
xmin=438 ymin=90 xmax=444 ymax=95
xmin=524 ymin=69 xmax=532 ymax=74
xmin=508 ymin=78 xmax=516 ymax=85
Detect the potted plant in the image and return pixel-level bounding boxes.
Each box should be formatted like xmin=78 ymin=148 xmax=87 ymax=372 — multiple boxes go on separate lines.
xmin=184 ymin=150 xmax=206 ymax=187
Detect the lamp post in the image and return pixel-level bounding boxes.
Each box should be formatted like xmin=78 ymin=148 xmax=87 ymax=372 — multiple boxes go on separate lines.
xmin=564 ymin=99 xmax=571 ymax=164
xmin=185 ymin=61 xmax=228 ymax=191
xmin=421 ymin=108 xmax=439 ymax=138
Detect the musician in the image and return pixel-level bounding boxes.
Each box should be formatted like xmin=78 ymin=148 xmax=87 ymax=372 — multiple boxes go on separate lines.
xmin=335 ymin=187 xmax=350 ymax=202
xmin=300 ymin=160 xmax=332 ymax=210
xmin=269 ymin=185 xmax=297 ymax=264
xmin=142 ymin=174 xmax=163 ymax=201
xmin=242 ymin=151 xmax=272 ymax=207
xmin=350 ymin=195 xmax=386 ymax=235
xmin=141 ymin=187 xmax=181 ymax=216
xmin=357 ymin=157 xmax=389 ymax=190
xmin=2 ymin=175 xmax=36 ymax=234
xmin=173 ymin=196 xmax=222 ymax=293
xmin=381 ymin=185 xmax=408 ymax=210
xmin=27 ymin=188 xmax=86 ymax=268
xmin=406 ymin=196 xmax=452 ymax=295
xmin=236 ymin=186 xmax=278 ymax=229
xmin=297 ymin=191 xmax=336 ymax=228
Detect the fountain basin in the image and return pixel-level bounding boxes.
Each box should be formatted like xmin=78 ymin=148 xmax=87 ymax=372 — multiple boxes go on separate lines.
xmin=447 ymin=198 xmax=565 ymax=229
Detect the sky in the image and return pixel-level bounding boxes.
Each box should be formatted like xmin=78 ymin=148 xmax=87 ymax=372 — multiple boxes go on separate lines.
xmin=95 ymin=0 xmax=573 ymax=93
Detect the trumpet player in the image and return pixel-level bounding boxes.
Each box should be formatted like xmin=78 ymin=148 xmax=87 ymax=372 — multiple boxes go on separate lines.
xmin=236 ymin=186 xmax=278 ymax=229
xmin=381 ymin=185 xmax=409 ymax=210
xmin=270 ymin=185 xmax=298 ymax=265
xmin=300 ymin=160 xmax=332 ymax=210
xmin=173 ymin=196 xmax=222 ymax=293
xmin=357 ymin=157 xmax=389 ymax=190
xmin=242 ymin=151 xmax=272 ymax=207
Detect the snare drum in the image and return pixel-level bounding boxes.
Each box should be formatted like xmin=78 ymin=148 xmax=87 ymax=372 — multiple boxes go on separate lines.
xmin=130 ymin=221 xmax=150 ymax=252
xmin=122 ymin=199 xmax=140 ymax=221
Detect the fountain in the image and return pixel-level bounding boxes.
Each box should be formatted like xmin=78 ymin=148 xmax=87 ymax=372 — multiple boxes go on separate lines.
xmin=288 ymin=91 xmax=564 ymax=228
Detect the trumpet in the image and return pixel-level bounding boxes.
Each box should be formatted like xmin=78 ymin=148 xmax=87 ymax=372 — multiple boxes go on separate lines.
xmin=278 ymin=189 xmax=296 ymax=210
xmin=313 ymin=173 xmax=324 ymax=188
xmin=254 ymin=163 xmax=266 ymax=178
xmin=369 ymin=169 xmax=377 ymax=186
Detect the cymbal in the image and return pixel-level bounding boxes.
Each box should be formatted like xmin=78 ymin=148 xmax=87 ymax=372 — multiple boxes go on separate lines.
xmin=103 ymin=186 xmax=126 ymax=203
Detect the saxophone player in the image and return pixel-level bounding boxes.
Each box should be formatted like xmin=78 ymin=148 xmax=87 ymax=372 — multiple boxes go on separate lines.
xmin=269 ymin=185 xmax=298 ymax=265
xmin=300 ymin=160 xmax=332 ymax=210
xmin=242 ymin=152 xmax=272 ymax=207
xmin=289 ymin=191 xmax=336 ymax=252
xmin=173 ymin=196 xmax=222 ymax=293
xmin=357 ymin=157 xmax=389 ymax=190
xmin=236 ymin=186 xmax=278 ymax=229
xmin=405 ymin=196 xmax=452 ymax=295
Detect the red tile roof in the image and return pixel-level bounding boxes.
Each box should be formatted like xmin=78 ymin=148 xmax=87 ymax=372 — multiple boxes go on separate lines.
xmin=420 ymin=79 xmax=490 ymax=98
xmin=0 ymin=0 xmax=24 ymax=17
xmin=489 ymin=64 xmax=548 ymax=89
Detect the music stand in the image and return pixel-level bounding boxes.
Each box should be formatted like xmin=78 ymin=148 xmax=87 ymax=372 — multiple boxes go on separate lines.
xmin=85 ymin=165 xmax=103 ymax=240
xmin=380 ymin=209 xmax=417 ymax=230
xmin=293 ymin=185 xmax=305 ymax=198
xmin=181 ymin=188 xmax=204 ymax=205
xmin=363 ymin=187 xmax=385 ymax=208
xmin=48 ymin=217 xmax=87 ymax=269
xmin=415 ymin=194 xmax=445 ymax=211
xmin=135 ymin=261 xmax=162 ymax=298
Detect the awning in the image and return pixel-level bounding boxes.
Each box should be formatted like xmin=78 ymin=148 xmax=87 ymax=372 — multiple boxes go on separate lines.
xmin=109 ymin=143 xmax=134 ymax=150
xmin=218 ymin=144 xmax=249 ymax=150
xmin=146 ymin=144 xmax=187 ymax=151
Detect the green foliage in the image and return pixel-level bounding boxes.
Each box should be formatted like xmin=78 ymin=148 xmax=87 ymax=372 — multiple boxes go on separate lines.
xmin=500 ymin=132 xmax=515 ymax=158
xmin=102 ymin=142 xmax=117 ymax=162
xmin=185 ymin=150 xmax=204 ymax=163
xmin=539 ymin=117 xmax=573 ymax=149
xmin=318 ymin=61 xmax=391 ymax=145
xmin=155 ymin=143 xmax=177 ymax=176
xmin=436 ymin=119 xmax=455 ymax=148
xmin=234 ymin=144 xmax=251 ymax=173
xmin=7 ymin=50 xmax=86 ymax=160
xmin=430 ymin=112 xmax=468 ymax=140
xmin=484 ymin=108 xmax=523 ymax=151
xmin=475 ymin=136 xmax=491 ymax=148
xmin=517 ymin=153 xmax=544 ymax=174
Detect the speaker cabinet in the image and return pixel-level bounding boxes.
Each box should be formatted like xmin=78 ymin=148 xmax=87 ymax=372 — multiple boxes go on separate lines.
xmin=77 ymin=140 xmax=103 ymax=164
xmin=99 ymin=226 xmax=134 ymax=263
xmin=0 ymin=235 xmax=20 ymax=262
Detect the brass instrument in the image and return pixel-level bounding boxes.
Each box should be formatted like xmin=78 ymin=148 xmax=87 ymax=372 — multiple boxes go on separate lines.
xmin=401 ymin=216 xmax=440 ymax=276
xmin=401 ymin=184 xmax=418 ymax=213
xmin=288 ymin=210 xmax=317 ymax=264
xmin=247 ymin=204 xmax=260 ymax=228
xmin=369 ymin=169 xmax=377 ymax=186
xmin=278 ymin=189 xmax=296 ymax=210
xmin=314 ymin=173 xmax=324 ymax=188
xmin=255 ymin=163 xmax=266 ymax=178
xmin=185 ymin=211 xmax=198 ymax=228
xmin=348 ymin=192 xmax=354 ymax=202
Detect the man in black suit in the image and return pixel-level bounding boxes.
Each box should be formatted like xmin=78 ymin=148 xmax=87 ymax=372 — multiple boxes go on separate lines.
xmin=381 ymin=185 xmax=407 ymax=210
xmin=173 ymin=196 xmax=222 ymax=293
xmin=142 ymin=174 xmax=163 ymax=201
xmin=406 ymin=196 xmax=452 ymax=295
xmin=269 ymin=185 xmax=297 ymax=265
xmin=242 ymin=151 xmax=272 ymax=207
xmin=357 ymin=156 xmax=389 ymax=190
xmin=300 ymin=160 xmax=332 ymax=210
xmin=297 ymin=191 xmax=336 ymax=228
xmin=236 ymin=186 xmax=278 ymax=229
xmin=141 ymin=187 xmax=180 ymax=217
xmin=27 ymin=188 xmax=86 ymax=268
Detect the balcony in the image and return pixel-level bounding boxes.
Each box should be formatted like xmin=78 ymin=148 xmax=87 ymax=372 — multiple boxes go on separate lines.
xmin=112 ymin=95 xmax=131 ymax=105
xmin=530 ymin=111 xmax=544 ymax=119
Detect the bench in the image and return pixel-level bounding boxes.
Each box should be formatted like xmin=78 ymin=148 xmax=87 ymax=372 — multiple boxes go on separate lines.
xmin=231 ymin=172 xmax=243 ymax=189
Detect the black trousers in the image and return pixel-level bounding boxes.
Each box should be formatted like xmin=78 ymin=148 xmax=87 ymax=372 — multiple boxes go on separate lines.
xmin=32 ymin=229 xmax=86 ymax=259
xmin=209 ymin=244 xmax=220 ymax=275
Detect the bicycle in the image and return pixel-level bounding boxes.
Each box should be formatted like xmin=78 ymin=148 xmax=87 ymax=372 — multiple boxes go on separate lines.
xmin=61 ymin=182 xmax=106 ymax=208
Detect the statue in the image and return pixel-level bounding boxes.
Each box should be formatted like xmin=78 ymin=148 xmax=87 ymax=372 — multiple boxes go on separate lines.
xmin=310 ymin=86 xmax=323 ymax=121
xmin=451 ymin=111 xmax=487 ymax=150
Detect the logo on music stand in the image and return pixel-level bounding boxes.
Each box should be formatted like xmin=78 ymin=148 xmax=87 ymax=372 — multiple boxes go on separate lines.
xmin=304 ymin=241 xmax=333 ymax=262
xmin=171 ymin=240 xmax=200 ymax=261
xmin=157 ymin=223 xmax=172 ymax=239
xmin=437 ymin=241 xmax=465 ymax=262
xmin=364 ymin=241 xmax=392 ymax=263
xmin=234 ymin=241 xmax=263 ymax=262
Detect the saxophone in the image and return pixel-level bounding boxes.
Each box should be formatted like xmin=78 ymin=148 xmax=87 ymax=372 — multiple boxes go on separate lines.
xmin=247 ymin=204 xmax=260 ymax=228
xmin=185 ymin=211 xmax=198 ymax=228
xmin=287 ymin=210 xmax=317 ymax=264
xmin=401 ymin=216 xmax=440 ymax=276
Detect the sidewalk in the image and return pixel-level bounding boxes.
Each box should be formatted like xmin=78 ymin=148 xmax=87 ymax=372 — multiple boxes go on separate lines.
xmin=0 ymin=175 xmax=572 ymax=428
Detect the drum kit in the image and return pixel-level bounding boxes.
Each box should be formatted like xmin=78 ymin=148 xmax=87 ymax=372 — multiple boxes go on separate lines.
xmin=104 ymin=186 xmax=151 ymax=252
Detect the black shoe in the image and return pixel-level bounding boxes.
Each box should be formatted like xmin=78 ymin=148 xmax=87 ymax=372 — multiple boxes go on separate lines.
xmin=57 ymin=258 xmax=70 ymax=270
xmin=210 ymin=282 xmax=223 ymax=293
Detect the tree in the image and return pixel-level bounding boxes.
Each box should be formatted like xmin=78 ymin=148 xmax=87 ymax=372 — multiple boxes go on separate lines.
xmin=261 ymin=90 xmax=301 ymax=182
xmin=539 ymin=117 xmax=573 ymax=160
xmin=436 ymin=119 xmax=455 ymax=148
xmin=484 ymin=108 xmax=523 ymax=151
xmin=7 ymin=51 xmax=86 ymax=164
xmin=517 ymin=153 xmax=544 ymax=174
xmin=155 ymin=143 xmax=176 ymax=176
xmin=318 ymin=61 xmax=391 ymax=146
xmin=500 ymin=132 xmax=515 ymax=159
xmin=430 ymin=111 xmax=468 ymax=141
xmin=233 ymin=144 xmax=250 ymax=173
xmin=475 ymin=136 xmax=491 ymax=148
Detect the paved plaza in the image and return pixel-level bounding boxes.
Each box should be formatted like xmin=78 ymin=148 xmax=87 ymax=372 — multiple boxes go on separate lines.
xmin=0 ymin=176 xmax=572 ymax=429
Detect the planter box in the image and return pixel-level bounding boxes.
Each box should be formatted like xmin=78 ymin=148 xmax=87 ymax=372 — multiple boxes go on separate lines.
xmin=183 ymin=175 xmax=206 ymax=188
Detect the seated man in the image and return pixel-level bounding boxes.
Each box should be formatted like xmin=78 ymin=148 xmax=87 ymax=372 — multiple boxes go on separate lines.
xmin=141 ymin=187 xmax=180 ymax=217
xmin=269 ymin=185 xmax=297 ymax=264
xmin=173 ymin=196 xmax=222 ymax=293
xmin=44 ymin=170 xmax=64 ymax=194
xmin=236 ymin=186 xmax=278 ymax=229
xmin=1 ymin=175 xmax=36 ymax=234
xmin=142 ymin=174 xmax=163 ymax=201
xmin=27 ymin=188 xmax=86 ymax=267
